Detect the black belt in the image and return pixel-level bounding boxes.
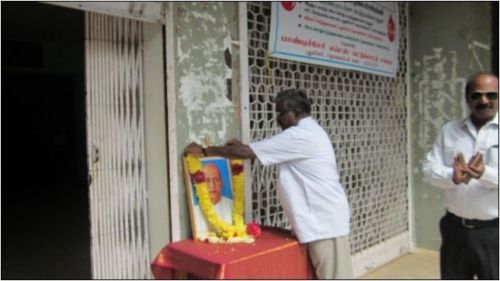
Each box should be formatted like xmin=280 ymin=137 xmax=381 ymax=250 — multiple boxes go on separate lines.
xmin=446 ymin=211 xmax=498 ymax=229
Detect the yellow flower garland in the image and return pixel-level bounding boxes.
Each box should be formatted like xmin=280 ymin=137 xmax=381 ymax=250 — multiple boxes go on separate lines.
xmin=185 ymin=154 xmax=249 ymax=241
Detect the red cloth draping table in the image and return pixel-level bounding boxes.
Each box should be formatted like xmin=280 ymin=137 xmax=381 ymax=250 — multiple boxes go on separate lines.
xmin=151 ymin=227 xmax=314 ymax=279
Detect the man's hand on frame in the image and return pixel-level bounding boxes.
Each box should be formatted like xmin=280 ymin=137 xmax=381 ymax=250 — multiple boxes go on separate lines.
xmin=184 ymin=142 xmax=205 ymax=157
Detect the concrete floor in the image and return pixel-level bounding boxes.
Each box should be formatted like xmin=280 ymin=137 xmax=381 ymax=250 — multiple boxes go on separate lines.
xmin=361 ymin=248 xmax=440 ymax=279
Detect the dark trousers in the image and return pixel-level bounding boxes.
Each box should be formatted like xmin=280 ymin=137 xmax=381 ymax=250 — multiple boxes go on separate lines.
xmin=440 ymin=213 xmax=499 ymax=279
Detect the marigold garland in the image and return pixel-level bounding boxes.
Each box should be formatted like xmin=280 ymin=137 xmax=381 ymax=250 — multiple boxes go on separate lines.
xmin=185 ymin=154 xmax=257 ymax=242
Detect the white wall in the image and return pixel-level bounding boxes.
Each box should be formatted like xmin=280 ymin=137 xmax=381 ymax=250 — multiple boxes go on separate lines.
xmin=143 ymin=22 xmax=170 ymax=259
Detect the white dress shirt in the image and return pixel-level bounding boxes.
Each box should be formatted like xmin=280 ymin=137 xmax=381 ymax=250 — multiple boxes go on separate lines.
xmin=423 ymin=113 xmax=499 ymax=220
xmin=250 ymin=117 xmax=350 ymax=243
xmin=192 ymin=196 xmax=233 ymax=237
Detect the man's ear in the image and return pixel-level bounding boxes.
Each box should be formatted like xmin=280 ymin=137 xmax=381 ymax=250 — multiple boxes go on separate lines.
xmin=289 ymin=111 xmax=299 ymax=124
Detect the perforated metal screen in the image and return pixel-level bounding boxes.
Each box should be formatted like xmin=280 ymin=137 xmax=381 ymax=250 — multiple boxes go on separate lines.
xmin=246 ymin=2 xmax=409 ymax=256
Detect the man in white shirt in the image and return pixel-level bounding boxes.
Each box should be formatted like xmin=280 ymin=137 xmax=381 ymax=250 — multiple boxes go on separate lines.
xmin=423 ymin=72 xmax=498 ymax=279
xmin=192 ymin=164 xmax=233 ymax=237
xmin=185 ymin=89 xmax=353 ymax=279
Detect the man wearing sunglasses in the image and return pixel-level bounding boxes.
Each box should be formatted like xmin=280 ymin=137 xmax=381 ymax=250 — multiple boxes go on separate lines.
xmin=423 ymin=72 xmax=498 ymax=279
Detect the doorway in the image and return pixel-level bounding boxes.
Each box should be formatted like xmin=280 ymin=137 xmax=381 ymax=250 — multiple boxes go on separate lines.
xmin=1 ymin=2 xmax=91 ymax=279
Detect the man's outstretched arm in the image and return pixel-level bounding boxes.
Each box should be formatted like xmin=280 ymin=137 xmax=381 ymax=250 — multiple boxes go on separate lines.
xmin=184 ymin=140 xmax=256 ymax=159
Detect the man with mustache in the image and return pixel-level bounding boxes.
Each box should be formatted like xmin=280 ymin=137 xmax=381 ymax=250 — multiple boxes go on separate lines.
xmin=185 ymin=89 xmax=353 ymax=279
xmin=423 ymin=72 xmax=498 ymax=279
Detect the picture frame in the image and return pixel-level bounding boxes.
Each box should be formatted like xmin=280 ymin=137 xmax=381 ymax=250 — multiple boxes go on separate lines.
xmin=183 ymin=156 xmax=234 ymax=240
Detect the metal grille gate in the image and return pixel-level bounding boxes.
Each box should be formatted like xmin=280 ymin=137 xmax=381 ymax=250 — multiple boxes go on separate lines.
xmin=85 ymin=12 xmax=151 ymax=279
xmin=246 ymin=2 xmax=409 ymax=274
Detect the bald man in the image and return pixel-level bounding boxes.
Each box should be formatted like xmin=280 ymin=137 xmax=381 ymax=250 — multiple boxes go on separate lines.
xmin=423 ymin=72 xmax=498 ymax=279
xmin=203 ymin=164 xmax=224 ymax=205
xmin=192 ymin=163 xmax=233 ymax=236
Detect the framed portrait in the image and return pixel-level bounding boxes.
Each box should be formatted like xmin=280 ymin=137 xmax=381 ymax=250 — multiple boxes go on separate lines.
xmin=183 ymin=156 xmax=234 ymax=240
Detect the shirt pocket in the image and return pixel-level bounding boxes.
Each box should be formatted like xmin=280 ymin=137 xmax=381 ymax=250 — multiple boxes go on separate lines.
xmin=485 ymin=145 xmax=498 ymax=167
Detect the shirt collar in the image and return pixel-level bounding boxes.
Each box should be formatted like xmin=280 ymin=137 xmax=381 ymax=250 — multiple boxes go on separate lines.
xmin=492 ymin=113 xmax=499 ymax=126
xmin=459 ymin=112 xmax=499 ymax=129
xmin=297 ymin=116 xmax=312 ymax=125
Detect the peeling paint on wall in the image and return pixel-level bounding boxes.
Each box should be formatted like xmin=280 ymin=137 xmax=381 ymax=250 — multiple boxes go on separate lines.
xmin=409 ymin=1 xmax=493 ymax=251
xmin=171 ymin=2 xmax=239 ymax=240
xmin=411 ymin=39 xmax=491 ymax=156
xmin=190 ymin=11 xmax=216 ymax=23
xmin=224 ymin=32 xmax=233 ymax=101
xmin=175 ymin=3 xmax=237 ymax=146
xmin=468 ymin=40 xmax=490 ymax=71
xmin=412 ymin=48 xmax=466 ymax=152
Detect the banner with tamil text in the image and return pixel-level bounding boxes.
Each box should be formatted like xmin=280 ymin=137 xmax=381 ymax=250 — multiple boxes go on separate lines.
xmin=269 ymin=2 xmax=399 ymax=77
